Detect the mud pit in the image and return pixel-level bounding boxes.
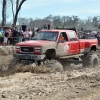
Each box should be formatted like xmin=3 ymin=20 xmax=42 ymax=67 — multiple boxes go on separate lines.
xmin=0 ymin=46 xmax=100 ymax=100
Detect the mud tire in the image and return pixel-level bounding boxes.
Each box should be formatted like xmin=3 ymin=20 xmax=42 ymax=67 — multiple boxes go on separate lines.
xmin=82 ymin=53 xmax=99 ymax=67
xmin=45 ymin=60 xmax=64 ymax=72
xmin=8 ymin=57 xmax=20 ymax=70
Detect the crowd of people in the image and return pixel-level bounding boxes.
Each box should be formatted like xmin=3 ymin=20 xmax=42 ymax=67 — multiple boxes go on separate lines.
xmin=0 ymin=26 xmax=37 ymax=46
xmin=77 ymin=30 xmax=100 ymax=44
xmin=1 ymin=22 xmax=100 ymax=46
xmin=0 ymin=23 xmax=51 ymax=45
xmin=0 ymin=23 xmax=51 ymax=46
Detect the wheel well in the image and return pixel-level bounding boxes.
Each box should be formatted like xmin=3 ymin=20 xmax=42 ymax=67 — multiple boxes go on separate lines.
xmin=45 ymin=49 xmax=56 ymax=59
xmin=90 ymin=45 xmax=96 ymax=51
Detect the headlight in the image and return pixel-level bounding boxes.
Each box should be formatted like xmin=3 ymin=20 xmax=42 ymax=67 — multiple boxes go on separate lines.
xmin=34 ymin=47 xmax=41 ymax=54
xmin=15 ymin=46 xmax=20 ymax=53
xmin=16 ymin=46 xmax=20 ymax=49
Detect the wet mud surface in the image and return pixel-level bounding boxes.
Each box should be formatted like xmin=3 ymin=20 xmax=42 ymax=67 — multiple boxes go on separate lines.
xmin=0 ymin=46 xmax=100 ymax=100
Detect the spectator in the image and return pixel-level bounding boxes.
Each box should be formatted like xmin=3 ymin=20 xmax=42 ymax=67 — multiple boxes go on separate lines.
xmin=18 ymin=28 xmax=23 ymax=42
xmin=0 ymin=27 xmax=4 ymax=45
xmin=31 ymin=28 xmax=35 ymax=37
xmin=23 ymin=28 xmax=30 ymax=41
xmin=0 ymin=32 xmax=3 ymax=45
xmin=44 ymin=23 xmax=48 ymax=30
xmin=12 ymin=27 xmax=19 ymax=45
xmin=28 ymin=28 xmax=32 ymax=39
xmin=48 ymin=23 xmax=51 ymax=30
xmin=21 ymin=23 xmax=27 ymax=32
xmin=0 ymin=27 xmax=4 ymax=36
xmin=7 ymin=27 xmax=12 ymax=45
xmin=37 ymin=27 xmax=40 ymax=32
xmin=4 ymin=29 xmax=9 ymax=46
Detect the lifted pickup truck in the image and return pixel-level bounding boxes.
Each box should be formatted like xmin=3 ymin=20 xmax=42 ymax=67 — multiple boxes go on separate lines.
xmin=12 ymin=28 xmax=99 ymax=70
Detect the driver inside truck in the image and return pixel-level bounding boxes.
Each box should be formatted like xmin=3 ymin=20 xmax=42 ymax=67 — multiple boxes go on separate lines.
xmin=59 ymin=33 xmax=64 ymax=41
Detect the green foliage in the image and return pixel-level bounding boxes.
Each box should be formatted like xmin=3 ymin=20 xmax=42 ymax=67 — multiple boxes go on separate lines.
xmin=55 ymin=26 xmax=63 ymax=29
xmin=41 ymin=26 xmax=44 ymax=29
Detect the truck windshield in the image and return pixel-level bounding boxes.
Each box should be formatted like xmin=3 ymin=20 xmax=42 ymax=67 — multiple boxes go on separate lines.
xmin=32 ymin=32 xmax=58 ymax=41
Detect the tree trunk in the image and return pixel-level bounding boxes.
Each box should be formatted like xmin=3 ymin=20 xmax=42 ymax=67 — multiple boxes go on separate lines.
xmin=2 ymin=0 xmax=6 ymax=26
xmin=10 ymin=0 xmax=15 ymax=23
xmin=13 ymin=0 xmax=26 ymax=26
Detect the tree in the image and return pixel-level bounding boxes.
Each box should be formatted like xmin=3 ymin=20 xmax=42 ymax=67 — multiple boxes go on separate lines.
xmin=1 ymin=0 xmax=7 ymax=26
xmin=10 ymin=0 xmax=26 ymax=26
xmin=10 ymin=0 xmax=15 ymax=22
xmin=52 ymin=16 xmax=62 ymax=28
xmin=92 ymin=17 xmax=99 ymax=28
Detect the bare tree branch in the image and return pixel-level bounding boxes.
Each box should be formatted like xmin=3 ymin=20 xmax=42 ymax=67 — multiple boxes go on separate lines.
xmin=10 ymin=0 xmax=15 ymax=22
xmin=2 ymin=0 xmax=6 ymax=26
xmin=14 ymin=0 xmax=26 ymax=26
xmin=16 ymin=0 xmax=19 ymax=11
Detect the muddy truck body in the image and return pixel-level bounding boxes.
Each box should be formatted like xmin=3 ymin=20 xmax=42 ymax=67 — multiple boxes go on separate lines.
xmin=12 ymin=28 xmax=99 ymax=70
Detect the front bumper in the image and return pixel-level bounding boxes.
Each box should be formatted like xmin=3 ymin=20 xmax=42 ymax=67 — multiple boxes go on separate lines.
xmin=13 ymin=53 xmax=46 ymax=61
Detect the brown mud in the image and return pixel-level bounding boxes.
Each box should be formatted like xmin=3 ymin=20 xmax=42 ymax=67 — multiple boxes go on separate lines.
xmin=0 ymin=46 xmax=100 ymax=100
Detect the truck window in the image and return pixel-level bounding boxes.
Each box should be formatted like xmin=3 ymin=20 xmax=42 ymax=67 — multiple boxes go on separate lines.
xmin=67 ymin=32 xmax=77 ymax=41
xmin=59 ymin=32 xmax=68 ymax=41
xmin=32 ymin=32 xmax=58 ymax=41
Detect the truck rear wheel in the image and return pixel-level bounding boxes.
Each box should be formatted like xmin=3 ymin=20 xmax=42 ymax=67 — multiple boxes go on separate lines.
xmin=82 ymin=53 xmax=99 ymax=67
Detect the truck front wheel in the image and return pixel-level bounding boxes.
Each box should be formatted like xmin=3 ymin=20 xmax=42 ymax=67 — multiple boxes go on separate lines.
xmin=8 ymin=57 xmax=20 ymax=70
xmin=44 ymin=60 xmax=64 ymax=72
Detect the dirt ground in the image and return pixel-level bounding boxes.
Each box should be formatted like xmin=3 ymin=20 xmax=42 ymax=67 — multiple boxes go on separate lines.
xmin=0 ymin=46 xmax=100 ymax=100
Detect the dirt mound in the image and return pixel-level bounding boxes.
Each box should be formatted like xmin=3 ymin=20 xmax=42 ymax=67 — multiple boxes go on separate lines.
xmin=0 ymin=46 xmax=15 ymax=55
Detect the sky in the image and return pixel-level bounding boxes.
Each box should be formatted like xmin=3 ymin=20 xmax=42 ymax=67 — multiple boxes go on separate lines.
xmin=0 ymin=0 xmax=100 ymax=22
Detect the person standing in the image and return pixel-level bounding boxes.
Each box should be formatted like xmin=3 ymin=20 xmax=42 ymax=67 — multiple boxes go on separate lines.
xmin=28 ymin=28 xmax=32 ymax=39
xmin=48 ymin=23 xmax=51 ymax=30
xmin=0 ymin=27 xmax=4 ymax=45
xmin=0 ymin=32 xmax=3 ymax=45
xmin=44 ymin=23 xmax=48 ymax=30
xmin=4 ymin=29 xmax=9 ymax=46
xmin=12 ymin=27 xmax=19 ymax=45
xmin=21 ymin=23 xmax=27 ymax=32
xmin=7 ymin=27 xmax=12 ymax=45
xmin=23 ymin=28 xmax=30 ymax=41
xmin=31 ymin=28 xmax=35 ymax=38
xmin=18 ymin=28 xmax=23 ymax=42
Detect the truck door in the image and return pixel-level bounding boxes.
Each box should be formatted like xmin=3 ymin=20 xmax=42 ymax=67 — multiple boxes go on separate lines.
xmin=56 ymin=32 xmax=70 ymax=56
xmin=67 ymin=31 xmax=80 ymax=54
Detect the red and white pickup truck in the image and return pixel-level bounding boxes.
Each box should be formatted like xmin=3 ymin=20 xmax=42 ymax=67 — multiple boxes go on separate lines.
xmin=13 ymin=28 xmax=99 ymax=69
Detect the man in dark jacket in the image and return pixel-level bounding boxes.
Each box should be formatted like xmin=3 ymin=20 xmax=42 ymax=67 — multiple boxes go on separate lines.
xmin=21 ymin=23 xmax=27 ymax=32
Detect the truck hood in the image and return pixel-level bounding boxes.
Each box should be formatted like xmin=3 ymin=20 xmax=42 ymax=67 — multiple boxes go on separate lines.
xmin=16 ymin=40 xmax=54 ymax=47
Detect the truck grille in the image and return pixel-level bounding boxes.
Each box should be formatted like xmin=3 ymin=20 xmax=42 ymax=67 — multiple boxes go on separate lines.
xmin=21 ymin=47 xmax=33 ymax=53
